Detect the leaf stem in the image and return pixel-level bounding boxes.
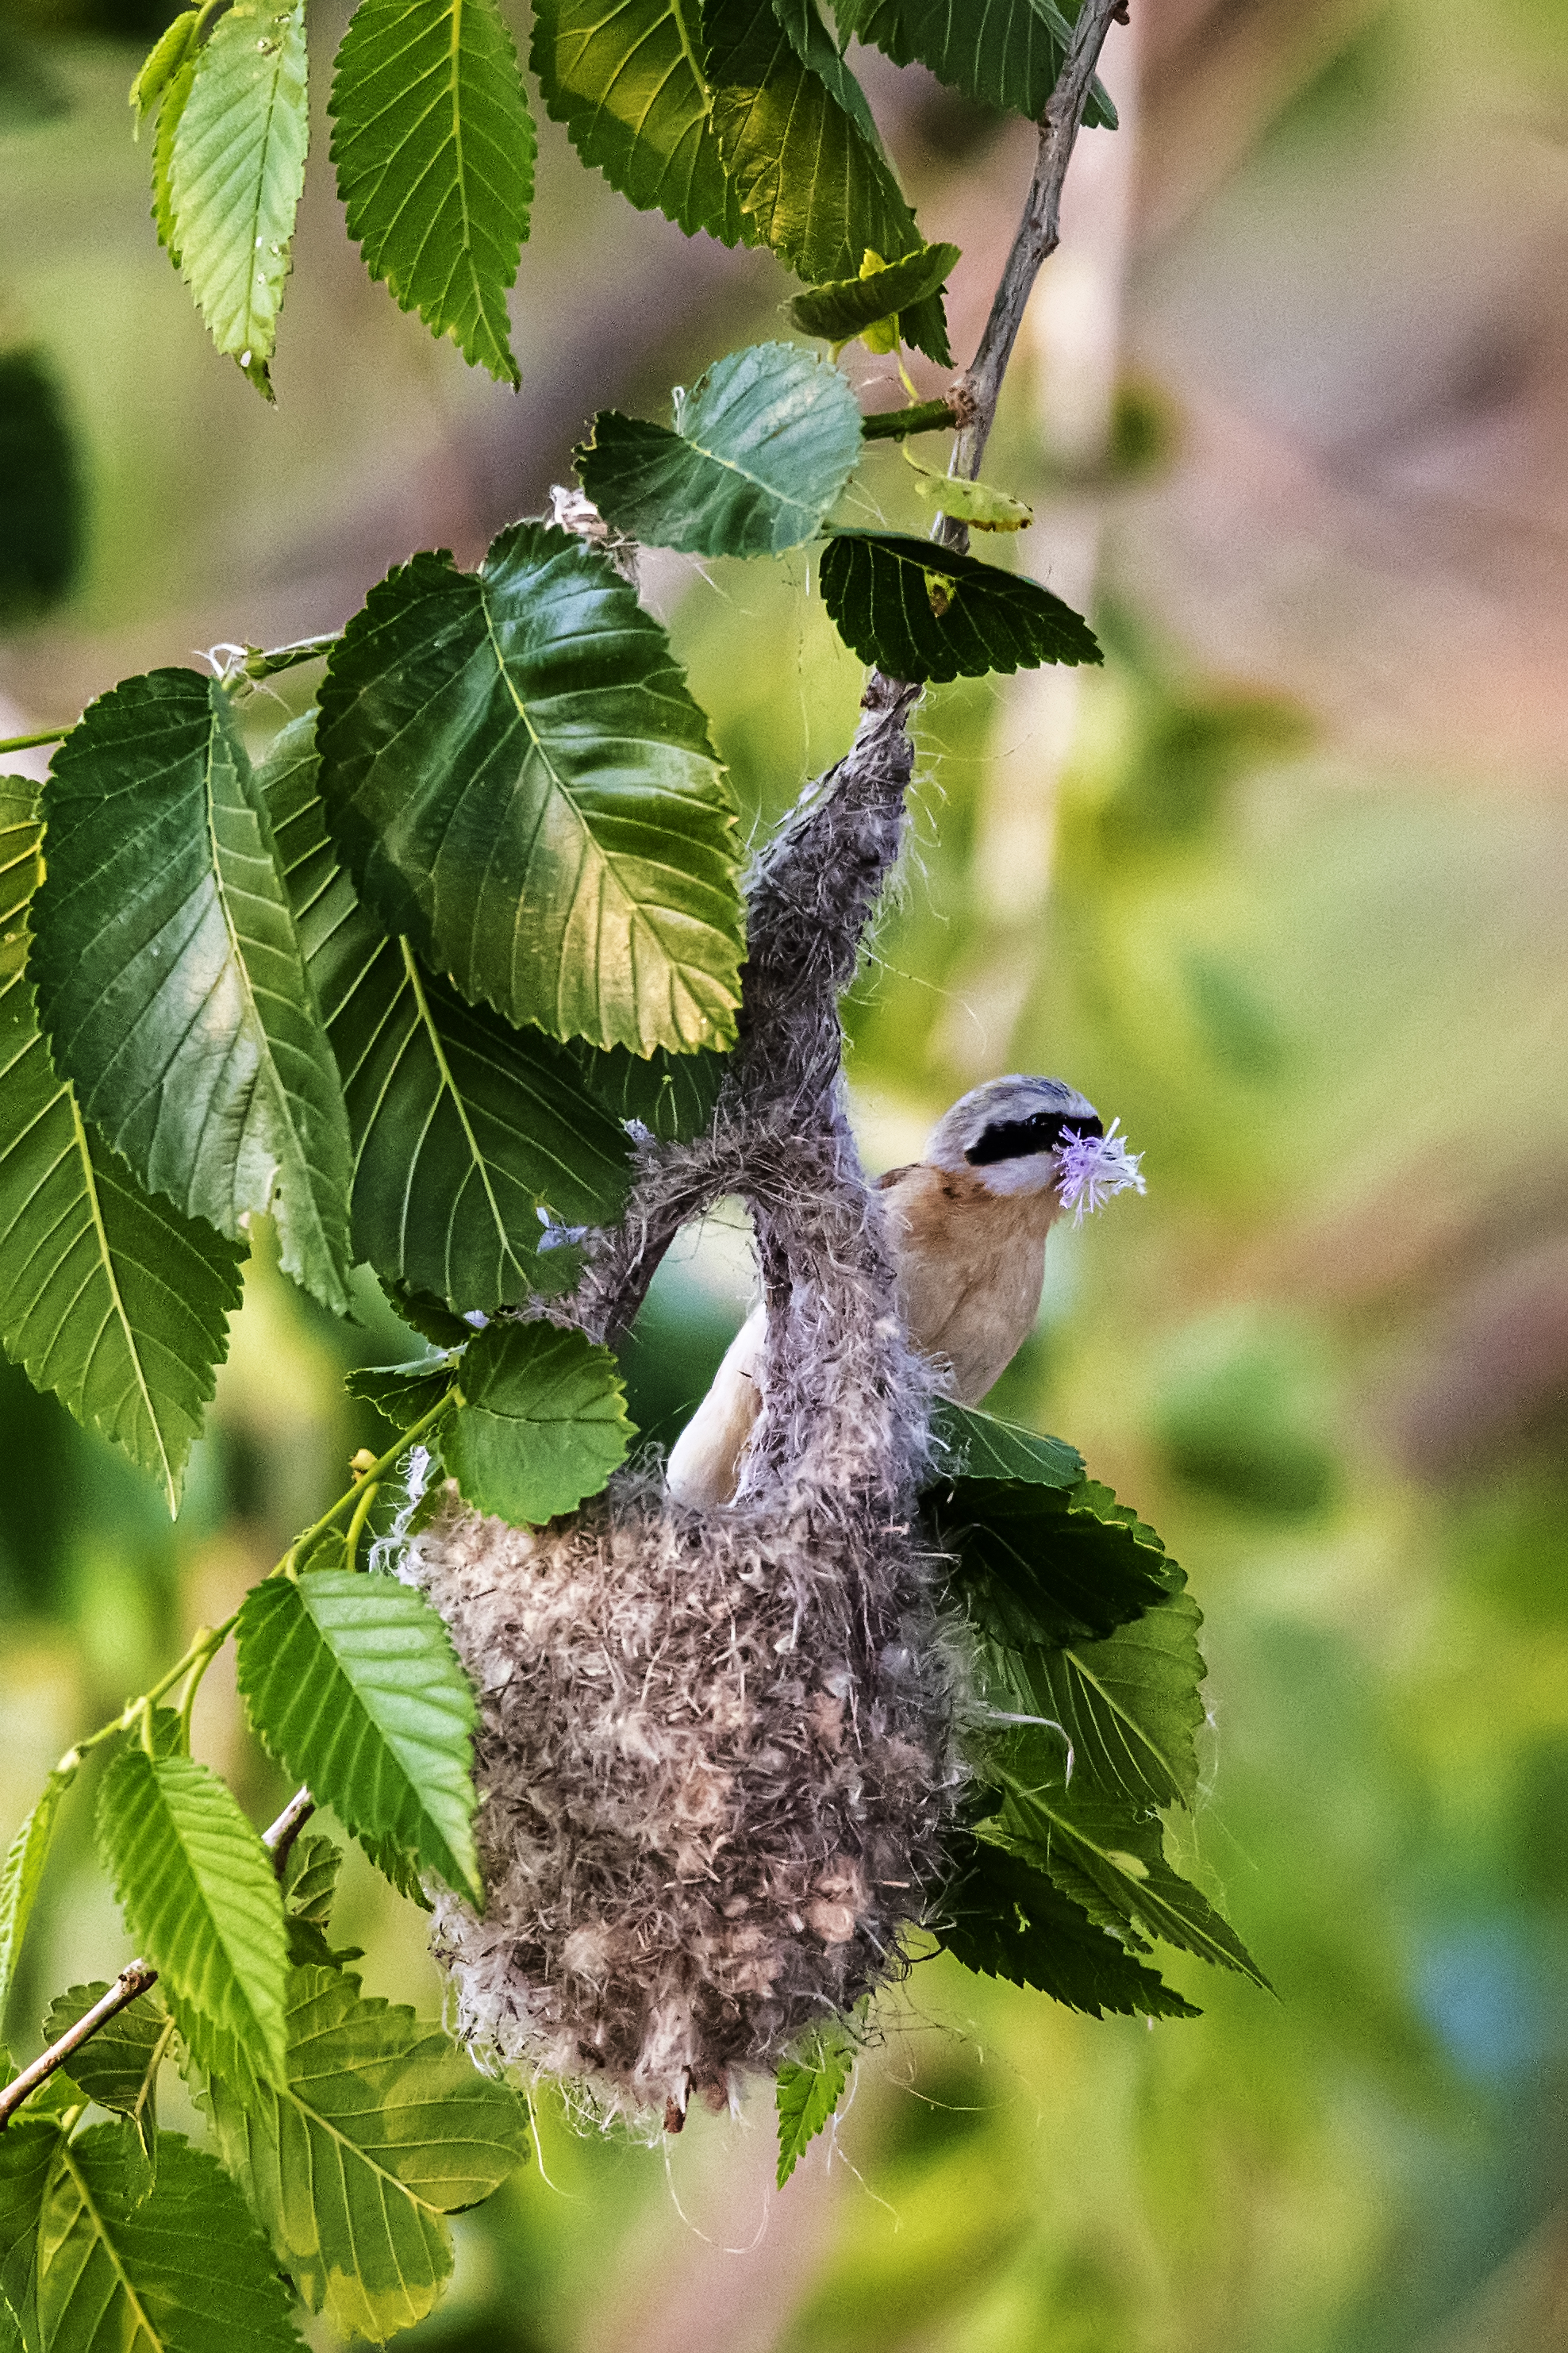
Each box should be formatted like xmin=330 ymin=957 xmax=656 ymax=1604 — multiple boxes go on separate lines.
xmin=0 ymin=729 xmax=66 ymax=755
xmin=860 ymin=398 xmax=959 ymax=442
xmin=937 ymin=0 xmax=1127 ymax=551
xmin=343 ymin=1478 xmax=380 ymax=1570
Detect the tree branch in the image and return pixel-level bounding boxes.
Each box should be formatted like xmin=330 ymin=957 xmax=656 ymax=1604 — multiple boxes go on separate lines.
xmin=937 ymin=0 xmax=1128 ymax=550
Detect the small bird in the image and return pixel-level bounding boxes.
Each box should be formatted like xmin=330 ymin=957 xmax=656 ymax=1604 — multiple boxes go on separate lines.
xmin=665 ymin=1075 xmax=1144 ymax=1507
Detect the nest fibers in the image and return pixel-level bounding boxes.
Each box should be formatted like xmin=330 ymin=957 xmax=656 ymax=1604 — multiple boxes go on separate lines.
xmin=402 ymin=674 xmax=965 ymax=2128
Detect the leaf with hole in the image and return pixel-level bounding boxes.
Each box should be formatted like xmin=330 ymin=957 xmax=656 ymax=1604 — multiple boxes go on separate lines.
xmin=208 ymin=1964 xmax=529 ymax=2342
xmin=0 ymin=1759 xmax=77 ymax=2017
xmin=531 ymin=0 xmax=749 ymax=244
xmin=343 ymin=1355 xmax=459 ymax=1429
xmin=95 ymin=1745 xmax=289 ymax=2090
xmin=790 ymin=240 xmax=959 ymax=348
xmin=819 ymin=530 xmax=1101 ymax=683
xmin=167 ymin=1 xmax=309 ymax=396
xmin=448 ymin=1320 xmax=635 ymax=1526
xmin=330 ymin=0 xmax=535 ymax=385
xmin=317 ymin=525 xmax=742 ymax=1055
xmin=1000 ymin=1590 xmax=1208 ymax=1810
xmin=236 ymin=1568 xmax=481 ymax=1905
xmin=835 ymin=0 xmax=1117 ymax=129
xmin=705 ymin=0 xmax=951 ymax=364
xmin=0 ymin=777 xmax=243 ymax=1512
xmin=927 ymin=1473 xmax=1181 ymax=1648
xmin=982 ymin=1742 xmax=1269 ymax=1987
xmin=261 ymin=710 xmax=636 ymax=1312
xmin=31 ymin=673 xmax=355 ymax=1314
xmin=775 ymin=2022 xmax=854 ymax=2187
xmin=578 ymin=342 xmax=863 ymax=558
xmin=940 ymin=1832 xmax=1198 ymax=2018
xmin=36 ymin=2126 xmax=302 ymax=2353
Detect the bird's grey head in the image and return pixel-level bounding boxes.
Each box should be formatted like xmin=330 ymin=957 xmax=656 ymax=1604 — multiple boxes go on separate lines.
xmin=925 ymin=1075 xmax=1103 ymax=1197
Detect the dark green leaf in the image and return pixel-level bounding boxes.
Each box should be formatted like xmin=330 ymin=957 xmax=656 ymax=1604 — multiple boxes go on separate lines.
xmin=280 ymin=1833 xmax=340 ymax=1929
xmin=531 ymin=0 xmax=750 ymax=244
xmin=928 ymin=1474 xmax=1181 ymax=1647
xmin=0 ymin=2110 xmax=63 ymax=2352
xmin=36 ymin=2127 xmax=302 ymax=2353
xmin=235 ymin=1569 xmax=482 ymax=1905
xmin=982 ymin=1746 xmax=1270 ymax=1987
xmin=209 ymin=1964 xmax=529 ymax=2342
xmin=0 ymin=1763 xmax=77 ymax=2017
xmin=261 ymin=712 xmax=636 ymax=1311
xmin=31 ymin=674 xmax=355 ymax=1314
xmin=0 ymin=779 xmax=242 ymax=1511
xmin=167 ymin=0 xmax=309 ymax=396
xmin=378 ymin=1281 xmax=476 ymax=1351
xmin=0 ymin=350 xmax=83 ymax=623
xmin=578 ymin=341 xmax=863 ymax=558
xmin=929 ymin=1400 xmax=1082 ymax=1487
xmin=941 ymin=1833 xmax=1198 ymax=2018
xmin=343 ymin=1355 xmax=459 ymax=1428
xmin=448 ymin=1320 xmax=634 ymax=1525
xmin=835 ymin=0 xmax=1117 ymax=129
xmin=1000 ymin=1592 xmax=1207 ymax=1810
xmin=317 ymin=525 xmax=743 ymax=1055
xmin=95 ymin=1747 xmax=289 ymax=2090
xmin=40 ymin=1986 xmax=172 ymax=2202
xmin=330 ymin=0 xmax=535 ymax=386
xmin=705 ymin=0 xmax=951 ymax=365
xmin=775 ymin=2023 xmax=853 ymax=2187
xmin=790 ymin=239 xmax=959 ymax=348
xmin=569 ymin=1038 xmax=727 ymax=1143
xmin=819 ymin=530 xmax=1101 ymax=683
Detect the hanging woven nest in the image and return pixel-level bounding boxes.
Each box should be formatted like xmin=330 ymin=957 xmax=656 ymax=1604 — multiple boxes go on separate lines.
xmin=401 ymin=676 xmax=970 ymax=2129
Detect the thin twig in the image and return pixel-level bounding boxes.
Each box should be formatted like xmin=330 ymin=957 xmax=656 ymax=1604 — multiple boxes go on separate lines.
xmin=937 ymin=0 xmax=1128 ymax=550
xmin=0 ymin=729 xmax=66 ymax=756
xmin=0 ymin=1964 xmax=158 ymax=2129
xmin=263 ymin=1786 xmax=316 ymax=1872
xmin=860 ymin=397 xmax=961 ymax=441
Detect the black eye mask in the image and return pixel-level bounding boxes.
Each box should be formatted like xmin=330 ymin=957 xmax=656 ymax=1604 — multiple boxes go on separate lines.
xmin=965 ymin=1109 xmax=1104 ymax=1167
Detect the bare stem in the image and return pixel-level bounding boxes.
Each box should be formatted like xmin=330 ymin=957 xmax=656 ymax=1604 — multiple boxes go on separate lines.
xmin=937 ymin=0 xmax=1128 ymax=550
xmin=263 ymin=1786 xmax=316 ymax=1872
xmin=0 ymin=1964 xmax=158 ymax=2129
xmin=0 ymin=729 xmax=66 ymax=756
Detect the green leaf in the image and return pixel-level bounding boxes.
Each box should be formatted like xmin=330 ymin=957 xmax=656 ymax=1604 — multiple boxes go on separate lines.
xmin=36 ymin=2126 xmax=302 ymax=2353
xmin=235 ymin=1569 xmax=482 ymax=1906
xmin=1000 ymin=1592 xmax=1208 ymax=1810
xmin=982 ymin=1747 xmax=1270 ymax=1987
xmin=378 ymin=1281 xmax=475 ymax=1351
xmin=0 ymin=1763 xmax=77 ymax=2017
xmin=0 ymin=781 xmax=243 ymax=1511
xmin=31 ymin=675 xmax=355 ymax=1315
xmin=317 ymin=524 xmax=743 ymax=1056
xmin=929 ymin=1401 xmax=1082 ymax=1487
xmin=578 ymin=341 xmax=863 ymax=559
xmin=819 ymin=530 xmax=1101 ymax=683
xmin=0 ymin=2109 xmax=63 ymax=2352
xmin=167 ymin=1 xmax=309 ymax=397
xmin=95 ymin=1747 xmax=288 ymax=2090
xmin=531 ymin=0 xmax=750 ymax=244
xmin=447 ymin=1320 xmax=634 ymax=1526
xmin=40 ymin=1986 xmax=173 ymax=2202
xmin=705 ymin=0 xmax=951 ymax=365
xmin=775 ymin=2024 xmax=853 ymax=2187
xmin=569 ymin=1037 xmax=727 ymax=1143
xmin=209 ymin=1964 xmax=529 ymax=2343
xmin=260 ymin=712 xmax=636 ymax=1310
xmin=835 ymin=0 xmax=1118 ymax=130
xmin=150 ymin=51 xmax=196 ymax=264
xmin=129 ymin=10 xmax=199 ymax=129
xmin=329 ymin=0 xmax=535 ymax=386
xmin=928 ymin=1475 xmax=1182 ymax=1648
xmin=280 ymin=1833 xmax=341 ymax=1929
xmin=343 ymin=1355 xmax=459 ymax=1428
xmin=790 ymin=240 xmax=959 ymax=348
xmin=941 ymin=1833 xmax=1198 ymax=2018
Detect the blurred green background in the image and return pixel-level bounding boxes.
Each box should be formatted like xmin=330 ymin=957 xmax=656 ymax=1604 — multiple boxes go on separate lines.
xmin=5 ymin=1 xmax=1568 ymax=2347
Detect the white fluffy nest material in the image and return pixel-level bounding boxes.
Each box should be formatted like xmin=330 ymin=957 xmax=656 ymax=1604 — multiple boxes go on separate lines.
xmin=403 ymin=675 xmax=969 ymax=2128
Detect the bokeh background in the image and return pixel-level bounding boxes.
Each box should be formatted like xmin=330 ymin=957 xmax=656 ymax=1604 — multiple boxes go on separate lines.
xmin=5 ymin=2 xmax=1568 ymax=2346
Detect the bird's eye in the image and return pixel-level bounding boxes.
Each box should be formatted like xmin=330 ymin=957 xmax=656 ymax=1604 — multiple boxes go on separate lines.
xmin=964 ymin=1108 xmax=1105 ymax=1166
